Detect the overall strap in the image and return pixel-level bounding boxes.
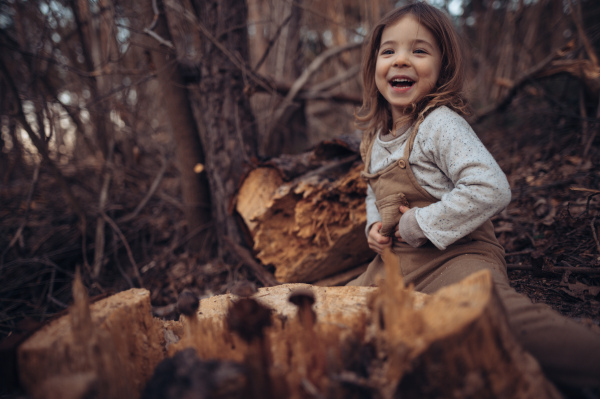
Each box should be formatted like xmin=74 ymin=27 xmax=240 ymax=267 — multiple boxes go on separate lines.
xmin=360 ymin=132 xmax=378 ymax=179
xmin=403 ymin=122 xmax=420 ymax=159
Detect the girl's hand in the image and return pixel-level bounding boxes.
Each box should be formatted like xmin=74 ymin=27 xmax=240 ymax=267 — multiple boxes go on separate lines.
xmin=394 ymin=206 xmax=410 ymax=241
xmin=368 ymin=222 xmax=391 ymax=255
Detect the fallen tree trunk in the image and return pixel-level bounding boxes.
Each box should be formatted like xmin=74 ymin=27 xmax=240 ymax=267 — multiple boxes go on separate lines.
xmin=234 ymin=136 xmax=373 ymax=283
xmin=17 ymin=269 xmax=561 ymax=399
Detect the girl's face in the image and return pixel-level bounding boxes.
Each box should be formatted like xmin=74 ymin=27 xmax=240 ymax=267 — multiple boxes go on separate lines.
xmin=375 ymin=15 xmax=442 ymax=122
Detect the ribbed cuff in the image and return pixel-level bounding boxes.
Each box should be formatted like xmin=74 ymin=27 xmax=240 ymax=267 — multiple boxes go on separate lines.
xmin=398 ymin=207 xmax=428 ymax=247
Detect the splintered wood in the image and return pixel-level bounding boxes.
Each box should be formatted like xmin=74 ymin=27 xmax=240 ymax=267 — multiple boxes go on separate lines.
xmin=17 ymin=269 xmax=561 ymax=399
xmin=236 ymin=161 xmax=372 ymax=283
xmin=166 ymin=270 xmax=560 ymax=399
xmin=17 ymin=272 xmax=164 ymax=399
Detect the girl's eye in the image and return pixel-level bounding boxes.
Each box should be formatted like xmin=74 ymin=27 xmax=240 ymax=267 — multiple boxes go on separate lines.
xmin=381 ymin=49 xmax=394 ymax=55
xmin=414 ymin=49 xmax=427 ymax=54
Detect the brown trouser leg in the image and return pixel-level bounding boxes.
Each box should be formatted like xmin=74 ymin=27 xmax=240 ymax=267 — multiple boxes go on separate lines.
xmin=414 ymin=256 xmax=600 ymax=388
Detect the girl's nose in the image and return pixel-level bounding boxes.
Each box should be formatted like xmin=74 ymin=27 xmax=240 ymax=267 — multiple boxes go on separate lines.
xmin=393 ymin=51 xmax=410 ymax=67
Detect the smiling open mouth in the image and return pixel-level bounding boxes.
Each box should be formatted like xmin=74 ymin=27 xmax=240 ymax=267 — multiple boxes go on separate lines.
xmin=390 ymin=78 xmax=415 ymax=88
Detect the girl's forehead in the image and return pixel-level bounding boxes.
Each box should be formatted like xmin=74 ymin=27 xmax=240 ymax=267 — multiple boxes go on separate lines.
xmin=379 ymin=15 xmax=438 ymax=47
xmin=382 ymin=15 xmax=431 ymax=38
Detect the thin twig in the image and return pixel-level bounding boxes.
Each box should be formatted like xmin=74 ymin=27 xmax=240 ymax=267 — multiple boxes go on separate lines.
xmin=222 ymin=236 xmax=279 ymax=287
xmin=279 ymin=42 xmax=361 ymax=106
xmin=473 ymin=41 xmax=576 ymax=123
xmin=303 ymin=65 xmax=361 ymax=97
xmin=149 ymin=0 xmax=159 ymax=29
xmin=48 ymin=295 xmax=69 ymax=309
xmin=42 ymin=268 xmax=57 ymax=318
xmin=2 ymin=162 xmax=40 ymax=263
xmin=93 ymin=142 xmax=114 ymax=279
xmin=254 ymin=13 xmax=293 ymax=72
xmin=1 ymin=258 xmax=75 ymax=277
xmin=118 ymin=159 xmax=169 ymax=223
xmin=143 ymin=28 xmax=174 ymax=49
xmin=584 ymin=91 xmax=600 ymax=157
xmin=507 ymin=264 xmax=600 ymax=275
xmin=263 ymin=42 xmax=361 ymax=151
xmin=592 ymin=217 xmax=600 ymax=254
xmin=143 ymin=0 xmax=174 ymax=49
xmin=570 ymin=187 xmax=600 ymax=194
xmin=505 ymin=249 xmax=534 ymax=257
xmin=102 ymin=213 xmax=143 ymax=287
xmin=253 ymin=80 xmax=361 ymax=104
xmin=163 ymin=0 xmax=275 ymax=94
xmin=0 ymin=56 xmax=87 ymax=231
xmin=113 ymin=232 xmax=134 ymax=289
xmin=566 ymin=0 xmax=599 ymax=67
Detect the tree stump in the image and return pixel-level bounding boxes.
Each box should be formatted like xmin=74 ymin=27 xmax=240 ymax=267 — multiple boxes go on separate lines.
xmin=17 ymin=275 xmax=164 ymax=399
xmin=170 ymin=270 xmax=560 ymax=399
xmin=17 ymin=270 xmax=561 ymax=399
xmin=235 ymin=137 xmax=373 ymax=283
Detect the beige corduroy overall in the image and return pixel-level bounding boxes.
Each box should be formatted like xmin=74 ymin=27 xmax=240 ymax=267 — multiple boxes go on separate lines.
xmin=348 ymin=127 xmax=600 ymax=388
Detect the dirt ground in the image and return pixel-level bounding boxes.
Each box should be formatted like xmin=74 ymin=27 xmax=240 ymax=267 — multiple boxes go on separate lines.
xmin=481 ymin=118 xmax=600 ymax=332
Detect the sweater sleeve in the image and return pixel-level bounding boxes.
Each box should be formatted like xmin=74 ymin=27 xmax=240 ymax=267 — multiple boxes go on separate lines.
xmin=365 ymin=183 xmax=382 ymax=238
xmin=412 ymin=109 xmax=512 ymax=250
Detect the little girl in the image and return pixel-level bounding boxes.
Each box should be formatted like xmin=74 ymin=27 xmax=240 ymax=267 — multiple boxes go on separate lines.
xmin=347 ymin=2 xmax=600 ymax=390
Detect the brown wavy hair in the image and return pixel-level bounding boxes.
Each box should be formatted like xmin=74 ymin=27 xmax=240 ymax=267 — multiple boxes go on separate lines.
xmin=356 ymin=2 xmax=469 ymax=158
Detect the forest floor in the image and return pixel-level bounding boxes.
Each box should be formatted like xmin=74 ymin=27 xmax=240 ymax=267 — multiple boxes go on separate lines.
xmin=479 ymin=119 xmax=600 ymax=332
xmin=1 ymin=115 xmax=599 ymax=398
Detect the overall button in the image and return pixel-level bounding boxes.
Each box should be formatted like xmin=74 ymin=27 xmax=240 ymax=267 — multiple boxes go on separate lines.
xmin=397 ymin=159 xmax=406 ymax=168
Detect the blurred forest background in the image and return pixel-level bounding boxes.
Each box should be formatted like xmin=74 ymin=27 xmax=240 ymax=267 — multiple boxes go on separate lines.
xmin=1 ymin=0 xmax=599 ymax=349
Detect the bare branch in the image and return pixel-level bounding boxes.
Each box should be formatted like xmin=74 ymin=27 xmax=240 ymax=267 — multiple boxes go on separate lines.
xmin=3 ymin=163 xmax=40 ymax=256
xmin=143 ymin=0 xmax=174 ymax=48
xmin=222 ymin=236 xmax=280 ymax=287
xmin=118 ymin=159 xmax=169 ymax=223
xmin=102 ymin=213 xmax=143 ymax=287
xmin=473 ymin=41 xmax=582 ymax=123
xmin=303 ymin=64 xmax=361 ymax=98
xmin=143 ymin=28 xmax=174 ymax=49
xmin=163 ymin=0 xmax=275 ymax=94
xmin=263 ymin=42 xmax=361 ymax=151
xmin=93 ymin=149 xmax=113 ymax=279
xmin=566 ymin=0 xmax=599 ymax=67
xmin=254 ymin=13 xmax=293 ymax=72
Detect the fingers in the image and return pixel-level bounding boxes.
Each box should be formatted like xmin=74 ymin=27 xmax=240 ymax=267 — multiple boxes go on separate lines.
xmin=394 ymin=228 xmax=405 ymax=242
xmin=368 ymin=222 xmax=391 ymax=255
xmin=399 ymin=205 xmax=409 ymax=214
xmin=394 ymin=228 xmax=403 ymax=241
xmin=368 ymin=239 xmax=391 ymax=255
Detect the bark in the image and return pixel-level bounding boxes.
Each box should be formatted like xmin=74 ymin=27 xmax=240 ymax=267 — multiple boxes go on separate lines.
xmin=266 ymin=0 xmax=309 ymax=156
xmin=166 ymin=0 xmax=259 ymax=256
xmin=69 ymin=0 xmax=111 ymax=159
xmin=142 ymin=0 xmax=214 ymax=255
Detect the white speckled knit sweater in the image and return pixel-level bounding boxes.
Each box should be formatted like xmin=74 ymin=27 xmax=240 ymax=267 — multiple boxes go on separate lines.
xmin=365 ymin=106 xmax=511 ymax=250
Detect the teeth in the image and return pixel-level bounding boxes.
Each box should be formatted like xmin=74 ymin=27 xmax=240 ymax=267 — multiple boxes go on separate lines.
xmin=392 ymin=78 xmax=413 ymax=83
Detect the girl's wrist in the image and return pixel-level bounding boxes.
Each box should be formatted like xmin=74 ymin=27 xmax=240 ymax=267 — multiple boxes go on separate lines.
xmin=398 ymin=208 xmax=428 ymax=247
